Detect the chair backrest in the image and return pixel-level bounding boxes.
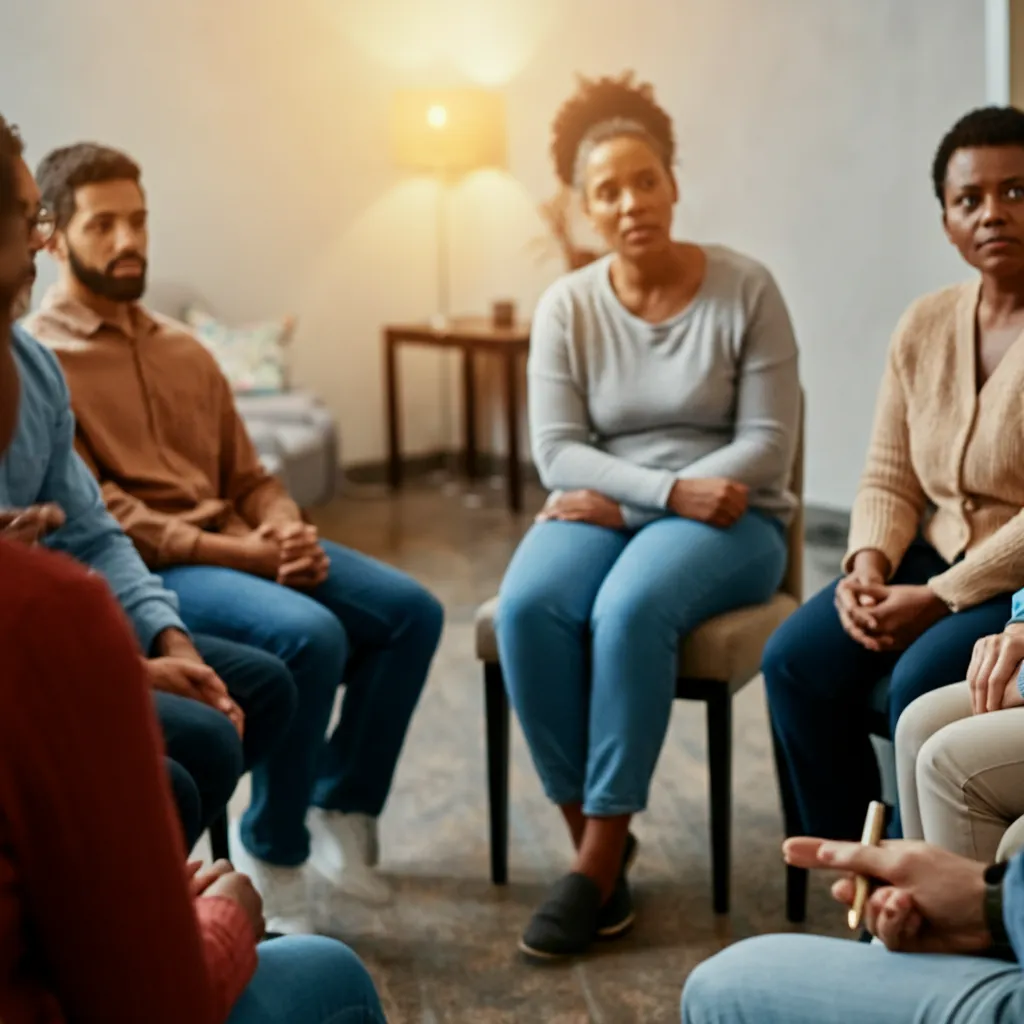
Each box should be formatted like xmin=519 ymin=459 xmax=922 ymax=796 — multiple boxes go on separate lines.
xmin=780 ymin=391 xmax=805 ymax=604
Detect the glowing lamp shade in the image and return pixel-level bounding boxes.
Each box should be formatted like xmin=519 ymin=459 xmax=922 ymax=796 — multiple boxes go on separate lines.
xmin=391 ymin=88 xmax=507 ymax=173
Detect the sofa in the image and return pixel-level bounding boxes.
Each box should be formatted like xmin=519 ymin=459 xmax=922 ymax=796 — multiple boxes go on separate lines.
xmin=173 ymin=305 xmax=339 ymax=510
xmin=235 ymin=390 xmax=339 ymax=510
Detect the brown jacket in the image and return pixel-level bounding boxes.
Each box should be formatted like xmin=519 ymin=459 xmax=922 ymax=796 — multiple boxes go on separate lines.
xmin=26 ymin=287 xmax=300 ymax=568
xmin=845 ymin=279 xmax=1024 ymax=610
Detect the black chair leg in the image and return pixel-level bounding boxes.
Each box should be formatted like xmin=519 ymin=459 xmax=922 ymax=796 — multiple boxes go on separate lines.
xmin=484 ymin=661 xmax=510 ymax=885
xmin=771 ymin=726 xmax=808 ymax=923
xmin=209 ymin=810 xmax=230 ymax=862
xmin=706 ymin=691 xmax=732 ymax=915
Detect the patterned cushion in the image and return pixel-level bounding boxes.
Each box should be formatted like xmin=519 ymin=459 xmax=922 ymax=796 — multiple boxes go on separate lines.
xmin=183 ymin=306 xmax=294 ymax=394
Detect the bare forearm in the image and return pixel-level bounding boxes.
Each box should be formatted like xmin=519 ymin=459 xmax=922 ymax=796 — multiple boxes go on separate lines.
xmin=850 ymin=549 xmax=891 ymax=579
xmin=151 ymin=628 xmax=198 ymax=660
xmin=237 ymin=483 xmax=301 ymax=530
xmin=193 ymin=534 xmax=265 ymax=575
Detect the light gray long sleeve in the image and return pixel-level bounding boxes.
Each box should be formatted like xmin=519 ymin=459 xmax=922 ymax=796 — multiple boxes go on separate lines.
xmin=528 ymin=246 xmax=800 ymax=526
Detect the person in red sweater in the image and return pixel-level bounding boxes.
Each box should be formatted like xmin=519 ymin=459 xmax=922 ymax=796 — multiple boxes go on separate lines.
xmin=0 ymin=136 xmax=385 ymax=1023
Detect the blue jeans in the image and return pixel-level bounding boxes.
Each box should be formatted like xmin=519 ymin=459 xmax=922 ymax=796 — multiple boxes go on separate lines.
xmin=763 ymin=542 xmax=1013 ymax=841
xmin=157 ymin=634 xmax=296 ymax=849
xmin=681 ymin=934 xmax=1023 ymax=1023
xmin=496 ymin=511 xmax=787 ymax=815
xmin=228 ymin=935 xmax=385 ymax=1024
xmin=161 ymin=539 xmax=444 ymax=865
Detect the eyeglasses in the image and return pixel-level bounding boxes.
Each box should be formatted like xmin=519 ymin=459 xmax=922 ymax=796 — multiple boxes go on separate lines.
xmin=29 ymin=208 xmax=56 ymax=243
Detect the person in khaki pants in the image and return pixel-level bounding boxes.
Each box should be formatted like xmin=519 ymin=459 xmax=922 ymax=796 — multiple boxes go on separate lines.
xmin=897 ymin=591 xmax=1024 ymax=862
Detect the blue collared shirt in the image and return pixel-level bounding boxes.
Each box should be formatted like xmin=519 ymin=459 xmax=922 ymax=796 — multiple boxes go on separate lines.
xmin=1004 ymin=851 xmax=1024 ymax=957
xmin=1 ymin=325 xmax=184 ymax=653
xmin=1009 ymin=590 xmax=1024 ymax=698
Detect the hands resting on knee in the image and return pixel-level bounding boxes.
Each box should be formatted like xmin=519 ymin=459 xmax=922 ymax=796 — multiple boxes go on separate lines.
xmin=784 ymin=835 xmax=992 ymax=954
xmin=966 ymin=626 xmax=1024 ymax=715
xmin=835 ymin=549 xmax=949 ymax=652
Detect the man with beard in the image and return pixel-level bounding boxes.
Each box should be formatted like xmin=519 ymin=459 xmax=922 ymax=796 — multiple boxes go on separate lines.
xmin=0 ymin=119 xmax=296 ymax=852
xmin=27 ymin=142 xmax=443 ymax=937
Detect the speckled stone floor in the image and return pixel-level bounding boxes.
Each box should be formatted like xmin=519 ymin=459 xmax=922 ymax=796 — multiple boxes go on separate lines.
xmin=219 ymin=478 xmax=850 ymax=1023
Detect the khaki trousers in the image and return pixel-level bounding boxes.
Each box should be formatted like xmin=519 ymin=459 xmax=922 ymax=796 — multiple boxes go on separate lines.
xmin=896 ymin=681 xmax=1024 ymax=863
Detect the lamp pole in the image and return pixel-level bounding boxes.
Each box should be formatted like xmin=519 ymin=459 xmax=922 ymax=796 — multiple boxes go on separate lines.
xmin=431 ymin=169 xmax=451 ymax=328
xmin=431 ymin=168 xmax=461 ymax=489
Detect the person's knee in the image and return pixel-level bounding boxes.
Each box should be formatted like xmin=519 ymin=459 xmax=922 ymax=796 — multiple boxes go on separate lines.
xmin=680 ymin=936 xmax=797 ymax=1023
xmin=760 ymin=614 xmax=813 ymax=703
xmin=496 ymin=579 xmax=574 ymax=642
xmin=260 ymin=936 xmax=384 ymax=1019
xmin=296 ymin=604 xmax=349 ymax=672
xmin=894 ymin=691 xmax=940 ymax=768
xmin=887 ymin=663 xmax=937 ymax=724
xmin=915 ymin=726 xmax=959 ymax=793
xmin=681 ymin=955 xmax=728 ymax=1023
xmin=590 ymin=582 xmax=667 ymax=642
xmin=166 ymin=758 xmax=203 ymax=850
xmin=681 ymin=941 xmax=752 ymax=1023
xmin=404 ymin=583 xmax=444 ymax=646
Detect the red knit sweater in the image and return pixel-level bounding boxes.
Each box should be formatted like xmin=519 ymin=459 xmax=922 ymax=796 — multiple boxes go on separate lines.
xmin=0 ymin=539 xmax=256 ymax=1022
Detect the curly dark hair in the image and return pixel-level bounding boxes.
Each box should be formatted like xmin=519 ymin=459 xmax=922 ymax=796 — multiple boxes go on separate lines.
xmin=36 ymin=143 xmax=141 ymax=230
xmin=550 ymin=71 xmax=675 ymax=187
xmin=932 ymin=106 xmax=1024 ymax=206
xmin=0 ymin=114 xmax=22 ymax=226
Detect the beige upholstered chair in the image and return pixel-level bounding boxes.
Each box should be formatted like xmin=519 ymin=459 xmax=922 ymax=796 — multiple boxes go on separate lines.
xmin=474 ymin=402 xmax=804 ymax=913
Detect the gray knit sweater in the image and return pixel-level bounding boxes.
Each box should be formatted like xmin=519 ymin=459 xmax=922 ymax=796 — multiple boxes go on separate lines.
xmin=528 ymin=245 xmax=801 ymax=527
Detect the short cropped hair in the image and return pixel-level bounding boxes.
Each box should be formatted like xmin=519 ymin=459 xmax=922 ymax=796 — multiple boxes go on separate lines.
xmin=36 ymin=143 xmax=141 ymax=229
xmin=932 ymin=106 xmax=1024 ymax=205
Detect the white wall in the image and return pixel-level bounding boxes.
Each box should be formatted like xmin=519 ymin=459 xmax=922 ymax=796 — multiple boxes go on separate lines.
xmin=2 ymin=0 xmax=985 ymax=508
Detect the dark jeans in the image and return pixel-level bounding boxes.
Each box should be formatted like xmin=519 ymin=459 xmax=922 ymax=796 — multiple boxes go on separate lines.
xmin=161 ymin=540 xmax=444 ymax=866
xmin=156 ymin=633 xmax=296 ymax=849
xmin=763 ymin=542 xmax=1013 ymax=841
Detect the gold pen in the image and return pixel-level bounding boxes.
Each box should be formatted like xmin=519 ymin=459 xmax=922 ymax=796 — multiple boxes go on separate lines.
xmin=848 ymin=800 xmax=887 ymax=931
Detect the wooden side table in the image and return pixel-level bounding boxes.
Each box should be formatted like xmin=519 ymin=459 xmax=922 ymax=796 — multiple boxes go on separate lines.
xmin=383 ymin=317 xmax=531 ymax=512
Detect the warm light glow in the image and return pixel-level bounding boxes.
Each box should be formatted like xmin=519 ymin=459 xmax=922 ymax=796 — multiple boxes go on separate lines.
xmin=391 ymin=89 xmax=507 ymax=173
xmin=328 ymin=0 xmax=560 ymax=86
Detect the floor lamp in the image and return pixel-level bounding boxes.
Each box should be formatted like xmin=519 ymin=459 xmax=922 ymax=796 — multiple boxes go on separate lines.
xmin=390 ymin=88 xmax=508 ymax=484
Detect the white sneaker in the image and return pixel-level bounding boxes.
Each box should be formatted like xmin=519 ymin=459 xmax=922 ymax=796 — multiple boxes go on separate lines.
xmin=228 ymin=820 xmax=314 ymax=935
xmin=307 ymin=809 xmax=391 ymax=905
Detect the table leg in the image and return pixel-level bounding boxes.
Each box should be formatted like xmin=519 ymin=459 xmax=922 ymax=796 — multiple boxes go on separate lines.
xmin=384 ymin=334 xmax=402 ymax=490
xmin=462 ymin=348 xmax=478 ymax=480
xmin=504 ymin=351 xmax=522 ymax=512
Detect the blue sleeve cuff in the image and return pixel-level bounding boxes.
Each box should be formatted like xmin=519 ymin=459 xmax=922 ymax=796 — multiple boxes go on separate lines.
xmin=1002 ymin=850 xmax=1024 ymax=957
xmin=1008 ymin=588 xmax=1024 ymax=626
xmin=132 ymin=601 xmax=189 ymax=656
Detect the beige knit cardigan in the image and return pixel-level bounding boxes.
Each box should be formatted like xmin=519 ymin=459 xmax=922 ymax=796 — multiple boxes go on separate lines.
xmin=845 ymin=279 xmax=1024 ymax=611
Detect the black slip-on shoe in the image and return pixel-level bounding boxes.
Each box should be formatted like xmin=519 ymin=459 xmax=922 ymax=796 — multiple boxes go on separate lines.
xmin=596 ymin=832 xmax=638 ymax=938
xmin=519 ymin=872 xmax=603 ymax=963
xmin=596 ymin=875 xmax=635 ymax=938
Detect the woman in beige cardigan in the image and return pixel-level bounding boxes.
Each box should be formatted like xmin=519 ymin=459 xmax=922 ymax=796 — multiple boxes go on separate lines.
xmin=765 ymin=106 xmax=1024 ymax=842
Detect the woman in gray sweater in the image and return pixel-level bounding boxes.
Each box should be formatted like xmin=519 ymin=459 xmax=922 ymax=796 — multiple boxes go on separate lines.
xmin=496 ymin=72 xmax=801 ymax=962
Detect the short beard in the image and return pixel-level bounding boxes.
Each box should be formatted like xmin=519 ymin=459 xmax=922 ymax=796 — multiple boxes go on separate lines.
xmin=68 ymin=243 xmax=147 ymax=303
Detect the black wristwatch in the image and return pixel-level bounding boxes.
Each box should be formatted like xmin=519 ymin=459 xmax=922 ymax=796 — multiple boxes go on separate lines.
xmin=984 ymin=861 xmax=1011 ymax=949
